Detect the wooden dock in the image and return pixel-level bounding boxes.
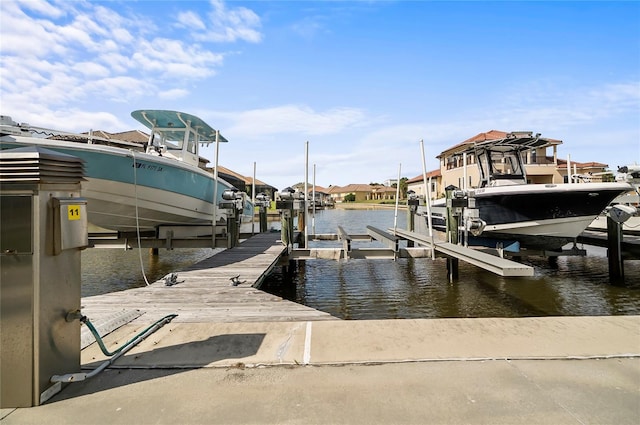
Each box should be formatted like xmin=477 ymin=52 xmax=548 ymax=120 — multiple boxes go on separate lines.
xmin=80 ymin=232 xmax=335 ymax=342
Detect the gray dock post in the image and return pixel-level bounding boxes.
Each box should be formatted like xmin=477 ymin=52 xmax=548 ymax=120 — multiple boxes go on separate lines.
xmin=445 ymin=186 xmax=461 ymax=282
xmin=607 ymin=215 xmax=624 ymax=282
xmin=259 ymin=206 xmax=268 ymax=232
xmin=279 ymin=204 xmax=295 ymax=248
xmin=277 ymin=188 xmax=301 ymax=249
xmin=406 ymin=190 xmax=419 ymax=248
xmin=298 ymin=208 xmax=306 ymax=248
xmin=255 ymin=192 xmax=270 ymax=233
xmin=227 ymin=207 xmax=240 ymax=248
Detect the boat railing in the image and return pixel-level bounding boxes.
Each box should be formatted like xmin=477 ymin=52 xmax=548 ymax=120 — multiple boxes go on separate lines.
xmin=14 ymin=123 xmax=146 ymax=150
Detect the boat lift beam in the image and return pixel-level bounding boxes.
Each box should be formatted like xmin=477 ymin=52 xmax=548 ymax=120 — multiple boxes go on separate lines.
xmin=88 ymin=225 xmax=249 ymax=250
xmin=366 ymin=226 xmax=400 ymax=252
xmin=391 ymin=228 xmax=534 ymax=277
xmin=290 ymin=227 xmax=429 ymax=260
xmin=289 ymin=247 xmax=432 ymax=260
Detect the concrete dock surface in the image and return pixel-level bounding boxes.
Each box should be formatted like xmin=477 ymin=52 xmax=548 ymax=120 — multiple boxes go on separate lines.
xmin=2 ymin=315 xmax=639 ymax=424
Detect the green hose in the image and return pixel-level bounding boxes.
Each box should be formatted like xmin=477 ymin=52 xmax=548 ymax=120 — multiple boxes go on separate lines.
xmin=82 ymin=314 xmax=178 ymax=357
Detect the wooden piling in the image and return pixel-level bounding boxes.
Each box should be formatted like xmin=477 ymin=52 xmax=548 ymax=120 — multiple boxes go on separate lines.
xmin=259 ymin=207 xmax=268 ymax=233
xmin=607 ymin=216 xmax=624 ymax=282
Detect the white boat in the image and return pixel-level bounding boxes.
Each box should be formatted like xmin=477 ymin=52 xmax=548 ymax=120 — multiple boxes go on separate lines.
xmin=418 ymin=132 xmax=633 ymax=251
xmin=0 ymin=110 xmax=254 ymax=235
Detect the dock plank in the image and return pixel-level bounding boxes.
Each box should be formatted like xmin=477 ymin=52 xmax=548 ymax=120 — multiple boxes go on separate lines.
xmin=80 ymin=232 xmax=336 ymax=327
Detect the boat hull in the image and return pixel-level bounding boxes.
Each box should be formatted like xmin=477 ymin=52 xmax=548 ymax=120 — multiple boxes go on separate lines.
xmin=0 ymin=136 xmax=252 ymax=233
xmin=419 ymin=183 xmax=632 ymax=251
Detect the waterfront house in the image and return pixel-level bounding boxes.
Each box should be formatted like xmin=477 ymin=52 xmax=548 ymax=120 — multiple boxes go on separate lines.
xmin=406 ymin=169 xmax=442 ymax=199
xmin=327 ymin=184 xmax=399 ymax=203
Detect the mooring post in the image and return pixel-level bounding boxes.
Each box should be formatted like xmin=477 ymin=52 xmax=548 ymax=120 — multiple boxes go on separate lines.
xmin=226 ymin=208 xmax=240 ymax=248
xmin=259 ymin=204 xmax=268 ymax=233
xmin=406 ymin=190 xmax=419 ymax=248
xmin=281 ymin=211 xmax=290 ymax=247
xmin=607 ymin=215 xmax=624 ymax=282
xmin=298 ymin=208 xmax=306 ymax=248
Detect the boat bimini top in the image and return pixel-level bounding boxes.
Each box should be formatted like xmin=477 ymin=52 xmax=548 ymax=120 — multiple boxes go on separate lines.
xmin=463 ymin=132 xmax=559 ymax=188
xmin=131 ymin=110 xmax=228 ymax=167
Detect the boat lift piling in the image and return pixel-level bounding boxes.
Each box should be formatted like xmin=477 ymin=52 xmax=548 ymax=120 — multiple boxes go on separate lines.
xmin=255 ymin=192 xmax=271 ymax=233
xmin=406 ymin=190 xmax=420 ymax=248
xmin=608 ymin=216 xmax=624 ymax=282
xmin=276 ymin=187 xmax=304 ymax=249
xmin=445 ymin=185 xmax=463 ymax=281
xmin=604 ymin=204 xmax=638 ymax=283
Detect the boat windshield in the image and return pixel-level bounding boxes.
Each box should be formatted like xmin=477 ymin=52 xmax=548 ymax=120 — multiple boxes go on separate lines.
xmin=477 ymin=148 xmax=526 ymax=186
xmin=489 ymin=150 xmax=523 ymax=175
xmin=150 ymin=128 xmax=198 ymax=155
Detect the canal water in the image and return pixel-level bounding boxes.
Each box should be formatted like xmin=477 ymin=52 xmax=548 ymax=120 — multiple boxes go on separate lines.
xmin=82 ymin=208 xmax=640 ymax=320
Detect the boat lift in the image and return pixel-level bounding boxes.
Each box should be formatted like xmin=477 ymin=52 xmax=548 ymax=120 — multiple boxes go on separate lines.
xmin=88 ymin=189 xmax=251 ymax=250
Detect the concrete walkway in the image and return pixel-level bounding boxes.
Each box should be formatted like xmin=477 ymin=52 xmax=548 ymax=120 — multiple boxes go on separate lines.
xmin=2 ymin=316 xmax=639 ymax=424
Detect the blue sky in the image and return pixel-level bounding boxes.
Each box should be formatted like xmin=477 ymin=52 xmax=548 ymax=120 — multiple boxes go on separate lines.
xmin=1 ymin=0 xmax=639 ymax=190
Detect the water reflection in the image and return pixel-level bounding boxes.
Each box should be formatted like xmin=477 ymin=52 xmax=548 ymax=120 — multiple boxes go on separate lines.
xmin=81 ymin=247 xmax=221 ymax=297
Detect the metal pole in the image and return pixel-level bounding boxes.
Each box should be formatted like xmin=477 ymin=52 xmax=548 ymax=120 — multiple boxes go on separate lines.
xmin=304 ymin=141 xmax=309 ymax=248
xmin=420 ymin=140 xmax=435 ymax=259
xmin=463 ymin=152 xmax=468 ymax=246
xmin=312 ymin=163 xmax=316 ymax=236
xmin=212 ymin=130 xmax=220 ymax=247
xmin=252 ymin=161 xmax=256 ymax=235
xmin=393 ymin=163 xmax=401 ymax=233
xmin=567 ymin=153 xmax=572 ymax=184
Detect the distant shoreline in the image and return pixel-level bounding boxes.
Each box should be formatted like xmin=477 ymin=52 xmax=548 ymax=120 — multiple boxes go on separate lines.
xmin=333 ymin=202 xmax=407 ymax=210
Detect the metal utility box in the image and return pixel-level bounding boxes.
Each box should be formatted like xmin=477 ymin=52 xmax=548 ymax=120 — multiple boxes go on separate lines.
xmin=0 ymin=146 xmax=86 ymax=407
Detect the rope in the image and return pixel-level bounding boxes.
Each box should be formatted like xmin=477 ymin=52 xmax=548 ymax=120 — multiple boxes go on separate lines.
xmin=132 ymin=150 xmax=151 ymax=286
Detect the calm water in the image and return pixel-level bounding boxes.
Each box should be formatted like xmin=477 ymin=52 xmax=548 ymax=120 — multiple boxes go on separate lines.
xmin=82 ymin=208 xmax=640 ymax=319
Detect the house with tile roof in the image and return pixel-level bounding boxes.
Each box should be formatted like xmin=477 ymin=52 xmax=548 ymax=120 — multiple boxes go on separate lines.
xmin=406 ymin=169 xmax=442 ymax=199
xmin=327 ymin=183 xmax=399 ymax=203
xmin=407 ymin=130 xmax=610 ymax=200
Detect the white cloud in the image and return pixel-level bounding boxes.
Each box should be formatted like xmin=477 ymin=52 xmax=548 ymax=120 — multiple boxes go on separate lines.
xmin=75 ymin=61 xmax=110 ymax=78
xmin=158 ymin=88 xmax=190 ymax=100
xmin=14 ymin=0 xmax=63 ymax=19
xmin=0 ymin=0 xmax=259 ymax=127
xmin=219 ymin=105 xmax=370 ymax=139
xmin=192 ymin=0 xmax=263 ymax=43
xmin=176 ymin=10 xmax=207 ymax=31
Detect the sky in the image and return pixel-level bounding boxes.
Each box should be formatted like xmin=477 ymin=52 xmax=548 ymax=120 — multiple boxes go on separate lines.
xmin=1 ymin=0 xmax=639 ymax=191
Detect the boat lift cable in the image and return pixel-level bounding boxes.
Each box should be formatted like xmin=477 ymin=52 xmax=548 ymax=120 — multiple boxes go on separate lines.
xmin=50 ymin=313 xmax=178 ymax=384
xmin=131 ymin=150 xmax=151 ymax=286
